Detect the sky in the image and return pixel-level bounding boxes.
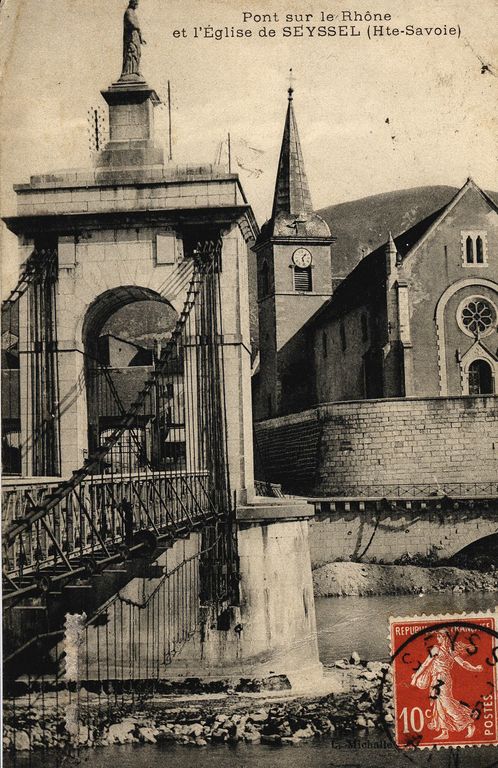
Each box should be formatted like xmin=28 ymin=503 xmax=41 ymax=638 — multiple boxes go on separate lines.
xmin=0 ymin=0 xmax=497 ymax=295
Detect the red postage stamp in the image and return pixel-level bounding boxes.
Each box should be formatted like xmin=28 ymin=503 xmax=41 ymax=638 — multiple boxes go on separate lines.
xmin=390 ymin=612 xmax=498 ymax=749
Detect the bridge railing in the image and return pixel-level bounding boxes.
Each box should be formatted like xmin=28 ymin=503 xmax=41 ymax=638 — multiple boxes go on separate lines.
xmin=254 ymin=480 xmax=498 ymax=499
xmin=315 ymin=482 xmax=498 ymax=498
xmin=2 ymin=240 xmax=237 ymax=605
xmin=2 ymin=470 xmax=214 ymax=582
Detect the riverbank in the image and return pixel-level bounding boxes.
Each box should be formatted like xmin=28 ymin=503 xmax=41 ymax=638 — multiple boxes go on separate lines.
xmin=313 ymin=561 xmax=498 ymax=597
xmin=2 ymin=661 xmax=392 ymax=752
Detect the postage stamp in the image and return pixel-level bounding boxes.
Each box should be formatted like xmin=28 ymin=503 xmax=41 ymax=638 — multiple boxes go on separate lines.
xmin=389 ymin=612 xmax=498 ymax=749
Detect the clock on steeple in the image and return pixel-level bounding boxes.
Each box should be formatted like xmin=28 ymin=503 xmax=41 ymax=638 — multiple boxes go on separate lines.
xmin=292 ymin=247 xmax=312 ymax=268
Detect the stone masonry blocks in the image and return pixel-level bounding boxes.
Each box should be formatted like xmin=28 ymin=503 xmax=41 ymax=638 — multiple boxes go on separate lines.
xmin=254 ymin=395 xmax=498 ymax=495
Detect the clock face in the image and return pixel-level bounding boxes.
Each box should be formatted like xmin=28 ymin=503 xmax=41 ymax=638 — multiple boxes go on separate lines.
xmin=292 ymin=248 xmax=312 ymax=269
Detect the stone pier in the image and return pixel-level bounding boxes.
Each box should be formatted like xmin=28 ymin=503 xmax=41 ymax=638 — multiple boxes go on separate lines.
xmin=79 ymin=498 xmax=322 ymax=688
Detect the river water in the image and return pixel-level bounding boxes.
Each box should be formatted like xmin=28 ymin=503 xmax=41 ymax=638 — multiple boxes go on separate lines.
xmin=10 ymin=737 xmax=498 ymax=767
xmin=7 ymin=592 xmax=498 ymax=768
xmin=315 ymin=591 xmax=498 ymax=662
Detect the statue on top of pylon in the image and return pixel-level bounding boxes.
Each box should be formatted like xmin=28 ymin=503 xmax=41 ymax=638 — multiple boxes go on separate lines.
xmin=121 ymin=0 xmax=146 ymax=79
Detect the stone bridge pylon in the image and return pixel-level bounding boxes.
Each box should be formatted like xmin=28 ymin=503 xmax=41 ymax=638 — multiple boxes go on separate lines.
xmin=1 ymin=15 xmax=322 ymax=701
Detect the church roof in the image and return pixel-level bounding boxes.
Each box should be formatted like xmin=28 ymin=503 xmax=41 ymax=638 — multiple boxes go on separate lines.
xmin=366 ymin=204 xmax=445 ymax=265
xmin=307 ymin=206 xmax=445 ymax=325
xmin=271 ymin=87 xmax=314 ymax=219
xmin=307 ymin=178 xmax=498 ymax=328
xmin=255 ymin=87 xmax=332 ymax=245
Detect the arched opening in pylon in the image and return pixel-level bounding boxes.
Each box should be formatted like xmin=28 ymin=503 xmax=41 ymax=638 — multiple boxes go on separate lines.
xmin=82 ymin=287 xmax=182 ymax=472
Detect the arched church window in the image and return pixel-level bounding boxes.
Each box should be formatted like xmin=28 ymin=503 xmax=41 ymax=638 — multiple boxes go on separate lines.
xmin=322 ymin=330 xmax=328 ymax=358
xmin=465 ymin=236 xmax=474 ymax=264
xmin=458 ymin=296 xmax=496 ymax=337
xmin=476 ymin=236 xmax=484 ymax=264
xmin=461 ymin=231 xmax=488 ymax=266
xmin=468 ymin=359 xmax=494 ymax=395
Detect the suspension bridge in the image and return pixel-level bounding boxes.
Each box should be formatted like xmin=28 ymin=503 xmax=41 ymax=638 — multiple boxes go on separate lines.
xmin=3 ymin=241 xmax=234 ymax=602
xmin=1 ymin=23 xmax=321 ymax=761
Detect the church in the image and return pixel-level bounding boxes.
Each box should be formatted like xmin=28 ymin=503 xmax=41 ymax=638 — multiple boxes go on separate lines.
xmin=252 ymin=87 xmax=498 ymax=420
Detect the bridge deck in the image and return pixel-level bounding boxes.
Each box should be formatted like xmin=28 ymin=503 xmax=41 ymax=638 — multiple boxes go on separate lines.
xmin=2 ymin=470 xmax=219 ymax=600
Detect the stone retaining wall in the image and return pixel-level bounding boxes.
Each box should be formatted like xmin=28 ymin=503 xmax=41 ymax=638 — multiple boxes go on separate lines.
xmin=254 ymin=395 xmax=498 ymax=495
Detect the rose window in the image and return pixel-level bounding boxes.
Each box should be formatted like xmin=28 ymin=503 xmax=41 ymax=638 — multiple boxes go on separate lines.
xmin=460 ymin=298 xmax=496 ymax=337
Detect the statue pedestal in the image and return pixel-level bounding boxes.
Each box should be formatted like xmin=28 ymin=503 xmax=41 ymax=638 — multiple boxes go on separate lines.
xmin=98 ymin=77 xmax=163 ymax=168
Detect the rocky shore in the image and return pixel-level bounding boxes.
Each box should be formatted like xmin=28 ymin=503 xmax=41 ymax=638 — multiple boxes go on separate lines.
xmin=313 ymin=561 xmax=498 ymax=597
xmin=7 ymin=563 xmax=494 ymax=754
xmin=3 ymin=659 xmax=393 ymax=752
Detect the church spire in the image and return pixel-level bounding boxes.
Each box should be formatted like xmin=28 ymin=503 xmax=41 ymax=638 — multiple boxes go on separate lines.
xmin=271 ymin=79 xmax=314 ymax=219
xmin=386 ymin=231 xmax=398 ymax=259
xmin=385 ymin=230 xmax=402 ymax=272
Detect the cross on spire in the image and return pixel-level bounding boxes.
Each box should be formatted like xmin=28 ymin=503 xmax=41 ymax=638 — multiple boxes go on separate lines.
xmin=288 ymin=68 xmax=295 ymax=100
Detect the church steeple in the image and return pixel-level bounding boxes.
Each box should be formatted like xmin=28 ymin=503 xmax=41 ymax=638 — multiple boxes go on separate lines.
xmin=271 ymin=84 xmax=314 ymax=218
xmin=252 ymin=75 xmax=335 ymax=420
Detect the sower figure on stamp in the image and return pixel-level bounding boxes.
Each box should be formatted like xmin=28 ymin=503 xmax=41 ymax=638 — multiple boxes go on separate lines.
xmin=122 ymin=0 xmax=146 ymax=78
xmin=411 ymin=630 xmax=483 ymax=741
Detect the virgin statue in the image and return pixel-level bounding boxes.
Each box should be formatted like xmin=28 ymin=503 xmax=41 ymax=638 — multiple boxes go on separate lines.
xmin=121 ymin=0 xmax=146 ymax=78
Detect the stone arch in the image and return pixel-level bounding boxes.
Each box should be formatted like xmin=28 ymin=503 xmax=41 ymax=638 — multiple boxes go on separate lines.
xmin=451 ymin=532 xmax=498 ymax=566
xmin=434 ymin=277 xmax=498 ymax=395
xmin=82 ymin=285 xmax=177 ymax=359
xmin=82 ymin=286 xmax=179 ymax=461
xmin=71 ymin=257 xmax=192 ymax=355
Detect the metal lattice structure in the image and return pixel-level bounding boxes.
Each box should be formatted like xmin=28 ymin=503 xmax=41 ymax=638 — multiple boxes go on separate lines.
xmin=2 ymin=239 xmax=240 ymax=761
xmin=3 ymin=239 xmax=236 ymax=595
xmin=2 ymin=249 xmax=61 ymax=478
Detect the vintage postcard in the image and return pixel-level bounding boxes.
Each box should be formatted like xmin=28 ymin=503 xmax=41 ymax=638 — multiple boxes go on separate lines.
xmin=1 ymin=0 xmax=497 ymax=766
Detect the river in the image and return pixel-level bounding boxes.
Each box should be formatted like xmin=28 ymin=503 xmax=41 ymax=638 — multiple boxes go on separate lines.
xmin=8 ymin=732 xmax=498 ymax=767
xmin=315 ymin=590 xmax=498 ymax=662
xmin=6 ymin=592 xmax=498 ymax=768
